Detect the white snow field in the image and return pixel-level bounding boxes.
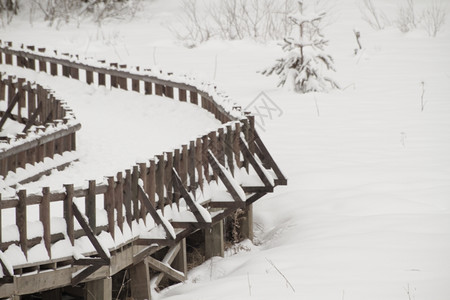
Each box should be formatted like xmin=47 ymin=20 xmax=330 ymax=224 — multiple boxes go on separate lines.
xmin=1 ymin=0 xmax=450 ymax=299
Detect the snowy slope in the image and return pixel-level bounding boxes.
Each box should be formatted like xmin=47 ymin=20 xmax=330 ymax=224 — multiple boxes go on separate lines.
xmin=1 ymin=0 xmax=449 ymax=299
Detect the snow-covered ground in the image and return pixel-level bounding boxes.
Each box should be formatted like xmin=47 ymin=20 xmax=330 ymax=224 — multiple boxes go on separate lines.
xmin=1 ymin=0 xmax=450 ymax=299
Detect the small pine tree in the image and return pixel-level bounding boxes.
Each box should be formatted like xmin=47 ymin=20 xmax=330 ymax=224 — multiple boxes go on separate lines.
xmin=262 ymin=1 xmax=339 ymax=93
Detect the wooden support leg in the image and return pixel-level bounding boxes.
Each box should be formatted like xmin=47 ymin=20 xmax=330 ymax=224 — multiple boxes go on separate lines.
xmin=205 ymin=217 xmax=224 ymax=259
xmin=240 ymin=204 xmax=254 ymax=242
xmin=130 ymin=260 xmax=151 ymax=300
xmin=85 ymin=277 xmax=112 ymax=300
xmin=172 ymin=238 xmax=187 ymax=276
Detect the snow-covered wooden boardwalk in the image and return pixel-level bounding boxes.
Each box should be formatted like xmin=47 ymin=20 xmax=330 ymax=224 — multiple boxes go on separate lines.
xmin=0 ymin=42 xmax=286 ymax=299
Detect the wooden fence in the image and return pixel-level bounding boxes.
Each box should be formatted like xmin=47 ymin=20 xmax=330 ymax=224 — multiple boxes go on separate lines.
xmin=0 ymin=41 xmax=287 ymax=298
xmin=0 ymin=74 xmax=80 ymax=178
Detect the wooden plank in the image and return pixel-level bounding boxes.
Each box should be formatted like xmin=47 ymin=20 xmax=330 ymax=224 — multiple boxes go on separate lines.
xmin=225 ymin=124 xmax=234 ymax=175
xmin=115 ymin=172 xmax=124 ymax=232
xmin=155 ymin=83 xmax=163 ymax=96
xmin=179 ymin=89 xmax=186 ymax=102
xmin=40 ymin=187 xmax=51 ymax=257
xmin=137 ymin=185 xmax=174 ymax=240
xmin=105 ymin=177 xmax=115 ymax=239
xmin=233 ymin=122 xmax=242 ymax=168
xmin=148 ymin=160 xmax=156 ymax=207
xmin=124 ymin=169 xmax=132 ymax=227
xmin=165 ymin=152 xmax=173 ymax=206
xmin=207 ymin=150 xmax=245 ymax=203
xmin=64 ymin=184 xmax=74 ymax=245
xmin=253 ymin=130 xmax=287 ymax=186
xmin=165 ymin=86 xmax=174 ymax=98
xmin=188 ymin=140 xmax=196 ymax=191
xmin=190 ymin=91 xmax=198 ymax=105
xmin=72 ymin=202 xmax=110 ymax=263
xmin=156 ymin=155 xmax=165 ymax=211
xmin=150 ymin=243 xmax=183 ymax=288
xmin=146 ymin=256 xmax=185 ymax=283
xmin=0 ymin=91 xmax=20 ymax=131
xmin=180 ymin=145 xmax=188 ymax=187
xmin=172 ymin=169 xmax=210 ymax=225
xmin=195 ymin=137 xmax=203 ymax=190
xmin=85 ymin=180 xmax=96 ymax=233
xmin=17 ymin=190 xmax=28 ymax=258
xmin=71 ymin=264 xmax=102 ymax=286
xmin=130 ymin=259 xmax=151 ymax=300
xmin=132 ymin=165 xmax=139 ymax=220
xmin=239 ymin=136 xmax=273 ymax=188
xmin=86 ymin=70 xmax=94 ymax=84
xmin=144 ymin=81 xmax=152 ymax=94
xmin=98 ymin=72 xmax=106 ymax=86
xmin=132 ymin=79 xmax=140 ymax=92
xmin=202 ymin=135 xmax=210 ymax=182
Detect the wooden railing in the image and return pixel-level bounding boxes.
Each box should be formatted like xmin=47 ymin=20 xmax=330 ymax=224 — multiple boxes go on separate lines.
xmin=0 ymin=74 xmax=80 ymax=178
xmin=0 ymin=41 xmax=286 ymax=293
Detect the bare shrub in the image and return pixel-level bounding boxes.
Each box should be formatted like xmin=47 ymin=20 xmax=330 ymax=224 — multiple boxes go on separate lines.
xmin=359 ymin=0 xmax=391 ymax=30
xmin=396 ymin=0 xmax=418 ymax=33
xmin=421 ymin=0 xmax=447 ymax=37
xmin=31 ymin=0 xmax=142 ymax=28
xmin=172 ymin=0 xmax=298 ymax=46
xmin=0 ymin=0 xmax=19 ymax=25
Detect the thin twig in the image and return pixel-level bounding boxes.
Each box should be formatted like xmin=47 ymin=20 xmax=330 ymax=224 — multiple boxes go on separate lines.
xmin=265 ymin=258 xmax=295 ymax=293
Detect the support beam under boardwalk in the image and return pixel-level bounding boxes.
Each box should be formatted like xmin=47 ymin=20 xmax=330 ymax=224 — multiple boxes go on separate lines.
xmin=205 ymin=214 xmax=224 ymax=259
xmin=130 ymin=260 xmax=151 ymax=300
xmin=85 ymin=277 xmax=112 ymax=300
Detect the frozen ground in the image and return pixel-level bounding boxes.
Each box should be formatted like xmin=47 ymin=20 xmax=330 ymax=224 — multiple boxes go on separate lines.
xmin=1 ymin=0 xmax=450 ymax=299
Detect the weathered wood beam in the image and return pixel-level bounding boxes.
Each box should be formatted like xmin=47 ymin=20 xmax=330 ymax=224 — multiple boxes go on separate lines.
xmin=0 ymin=92 xmax=20 ymax=131
xmin=146 ymin=256 xmax=185 ymax=283
xmin=72 ymin=203 xmax=110 ymax=263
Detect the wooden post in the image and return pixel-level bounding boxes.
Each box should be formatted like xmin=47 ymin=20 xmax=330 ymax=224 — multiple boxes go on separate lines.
xmin=70 ymin=66 xmax=79 ymax=80
xmin=132 ymin=165 xmax=139 ymax=220
xmin=165 ymin=152 xmax=173 ymax=206
xmin=208 ymin=132 xmax=218 ymax=182
xmin=195 ymin=137 xmax=203 ymax=191
xmin=38 ymin=48 xmax=47 ymax=73
xmin=173 ymin=238 xmax=187 ymax=276
xmin=233 ymin=123 xmax=242 ymax=169
xmin=132 ymin=79 xmax=140 ymax=92
xmin=205 ymin=215 xmax=224 ymax=259
xmin=86 ymin=70 xmax=94 ymax=85
xmin=115 ymin=172 xmax=124 ymax=232
xmin=188 ymin=140 xmax=196 ymax=192
xmin=50 ymin=62 xmax=58 ymax=76
xmin=225 ymin=124 xmax=234 ymax=175
xmin=144 ymin=81 xmax=152 ymax=95
xmin=139 ymin=162 xmax=147 ymax=220
xmin=202 ymin=135 xmax=210 ymax=183
xmin=148 ymin=160 xmax=156 ymax=207
xmin=180 ymin=145 xmax=188 ymax=187
xmin=190 ymin=91 xmax=198 ymax=105
xmin=124 ymin=169 xmax=132 ymax=227
xmin=26 ymin=46 xmax=36 ymax=70
xmin=179 ymin=89 xmax=187 ymax=102
xmin=64 ymin=184 xmax=74 ymax=245
xmin=217 ymin=128 xmax=225 ymax=166
xmin=156 ymin=155 xmax=165 ymax=212
xmin=98 ymin=72 xmax=106 ymax=86
xmin=17 ymin=190 xmax=28 ymax=258
xmin=173 ymin=150 xmax=181 ymax=207
xmin=155 ymin=83 xmax=163 ymax=96
xmin=85 ymin=277 xmax=112 ymax=300
xmin=41 ymin=187 xmax=51 ymax=257
xmin=86 ymin=180 xmax=97 ymax=233
xmin=240 ymin=205 xmax=254 ymax=242
xmin=247 ymin=115 xmax=256 ymax=155
xmin=5 ymin=42 xmax=12 ymax=65
xmin=130 ymin=260 xmax=151 ymax=300
xmin=165 ymin=86 xmax=174 ymax=98
xmin=105 ymin=177 xmax=115 ymax=239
